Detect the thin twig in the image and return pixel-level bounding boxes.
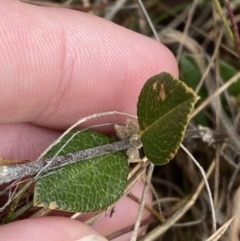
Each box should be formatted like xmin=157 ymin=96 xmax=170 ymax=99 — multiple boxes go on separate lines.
xmin=137 ymin=0 xmax=160 ymax=42
xmin=127 ymin=192 xmax=165 ymax=223
xmin=130 ymin=162 xmax=154 ymax=241
xmin=180 ymin=144 xmax=216 ymax=232
xmin=0 ymin=139 xmax=131 ymax=185
xmin=224 ymin=0 xmax=240 ymax=60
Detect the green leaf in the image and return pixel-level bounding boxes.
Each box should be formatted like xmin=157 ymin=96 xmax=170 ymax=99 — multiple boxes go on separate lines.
xmin=34 ymin=130 xmax=128 ymax=212
xmin=137 ymin=72 xmax=199 ymax=165
xmin=220 ymin=61 xmax=240 ymax=96
xmin=179 ymin=54 xmax=240 ymax=97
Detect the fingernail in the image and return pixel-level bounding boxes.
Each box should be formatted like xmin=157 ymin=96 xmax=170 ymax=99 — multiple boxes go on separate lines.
xmin=75 ymin=234 xmax=108 ymax=241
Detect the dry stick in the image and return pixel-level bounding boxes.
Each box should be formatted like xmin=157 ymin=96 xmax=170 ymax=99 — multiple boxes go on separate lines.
xmin=0 ymin=123 xmax=114 ymax=210
xmin=181 ymin=144 xmax=216 ymax=232
xmin=2 ymin=111 xmax=137 ymax=209
xmin=140 ymin=161 xmax=215 ymax=241
xmin=30 ymin=112 xmax=136 ymax=184
xmin=30 ymin=123 xmax=117 ymax=184
xmin=224 ymin=0 xmax=240 ymax=60
xmin=34 ymin=111 xmax=137 ymax=165
xmin=0 ymin=139 xmax=131 ymax=185
xmin=130 ymin=162 xmax=154 ymax=241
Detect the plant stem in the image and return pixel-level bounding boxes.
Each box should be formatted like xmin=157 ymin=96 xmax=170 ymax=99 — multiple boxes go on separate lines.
xmin=0 ymin=140 xmax=131 ymax=185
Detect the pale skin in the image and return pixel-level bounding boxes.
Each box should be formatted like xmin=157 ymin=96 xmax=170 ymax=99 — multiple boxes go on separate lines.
xmin=0 ymin=1 xmax=178 ymax=240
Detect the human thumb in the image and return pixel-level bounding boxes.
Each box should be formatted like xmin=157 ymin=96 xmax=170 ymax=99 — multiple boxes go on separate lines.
xmin=0 ymin=217 xmax=106 ymax=241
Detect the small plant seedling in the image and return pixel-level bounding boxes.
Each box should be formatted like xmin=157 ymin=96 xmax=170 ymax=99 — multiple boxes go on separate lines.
xmin=1 ymin=72 xmax=199 ymax=215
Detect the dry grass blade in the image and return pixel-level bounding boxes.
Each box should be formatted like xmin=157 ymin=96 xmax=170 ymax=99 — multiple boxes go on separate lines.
xmin=104 ymin=0 xmax=127 ymax=20
xmin=180 ymin=144 xmax=216 ymax=232
xmin=130 ymin=162 xmax=154 ymax=241
xmin=176 ymin=0 xmax=200 ymax=61
xmin=137 ymin=0 xmax=159 ymax=42
xmin=230 ymin=188 xmax=240 ymax=241
xmin=191 ymin=72 xmax=240 ymax=119
xmin=213 ymin=0 xmax=234 ymax=40
xmin=205 ymin=216 xmax=235 ymax=241
xmin=195 ymin=28 xmax=223 ymax=94
xmin=140 ymin=161 xmax=215 ymax=241
xmin=30 ymin=208 xmax=52 ymax=218
xmin=128 ymin=193 xmax=165 ymax=223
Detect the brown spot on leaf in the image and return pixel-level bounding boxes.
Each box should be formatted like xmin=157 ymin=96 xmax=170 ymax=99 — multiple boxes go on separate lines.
xmin=48 ymin=202 xmax=57 ymax=209
xmin=159 ymin=84 xmax=166 ymax=101
xmin=153 ymin=82 xmax=157 ymax=90
xmin=170 ymin=152 xmax=175 ymax=159
xmin=185 ymin=86 xmax=194 ymax=93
